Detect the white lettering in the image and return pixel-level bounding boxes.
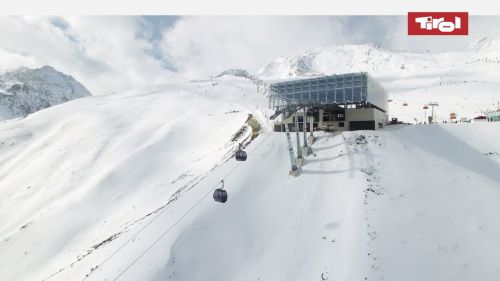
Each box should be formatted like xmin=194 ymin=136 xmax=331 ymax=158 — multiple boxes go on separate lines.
xmin=415 ymin=16 xmax=462 ymax=32
xmin=438 ymin=22 xmax=455 ymax=32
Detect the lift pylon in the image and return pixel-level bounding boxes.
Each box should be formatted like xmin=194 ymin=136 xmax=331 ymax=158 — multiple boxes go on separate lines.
xmin=284 ymin=113 xmax=300 ymax=176
xmin=302 ymin=107 xmax=313 ymax=156
xmin=294 ymin=112 xmax=304 ymax=166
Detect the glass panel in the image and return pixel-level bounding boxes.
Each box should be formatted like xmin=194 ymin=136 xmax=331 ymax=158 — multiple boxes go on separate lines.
xmin=353 ymin=87 xmax=361 ymax=101
xmin=318 ymin=91 xmax=326 ymax=102
xmin=345 ymin=88 xmax=353 ymax=101
xmin=327 ymin=91 xmax=335 ymax=103
xmin=335 ymin=89 xmax=344 ymax=103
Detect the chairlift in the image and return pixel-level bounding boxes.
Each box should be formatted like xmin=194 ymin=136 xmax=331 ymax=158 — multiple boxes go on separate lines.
xmin=213 ymin=180 xmax=228 ymax=203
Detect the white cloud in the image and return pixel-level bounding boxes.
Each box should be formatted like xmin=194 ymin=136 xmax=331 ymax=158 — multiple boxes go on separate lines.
xmin=0 ymin=16 xmax=174 ymax=94
xmin=2 ymin=16 xmax=500 ymax=93
xmin=378 ymin=16 xmax=500 ymax=53
xmin=161 ymin=16 xmax=347 ymax=79
xmin=161 ymin=16 xmax=500 ymax=79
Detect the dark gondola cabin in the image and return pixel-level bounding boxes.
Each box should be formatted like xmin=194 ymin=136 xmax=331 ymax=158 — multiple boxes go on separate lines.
xmin=213 ymin=188 xmax=228 ymax=203
xmin=235 ymin=150 xmax=247 ymax=161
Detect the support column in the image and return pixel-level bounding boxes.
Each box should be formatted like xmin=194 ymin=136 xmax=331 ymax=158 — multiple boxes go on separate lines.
xmin=284 ymin=114 xmax=299 ymax=176
xmin=302 ymin=107 xmax=308 ymax=148
xmin=318 ymin=108 xmax=324 ymax=130
xmin=294 ymin=112 xmax=304 ymax=166
xmin=308 ymin=116 xmax=315 ymax=146
xmin=302 ymin=107 xmax=312 ymax=156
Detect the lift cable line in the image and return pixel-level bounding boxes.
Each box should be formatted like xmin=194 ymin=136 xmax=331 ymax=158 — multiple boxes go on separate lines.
xmin=82 ymin=179 xmax=224 ymax=281
xmin=111 ymin=134 xmax=269 ymax=280
xmin=79 ymin=133 xmax=270 ymax=281
xmin=112 ymin=184 xmax=218 ymax=281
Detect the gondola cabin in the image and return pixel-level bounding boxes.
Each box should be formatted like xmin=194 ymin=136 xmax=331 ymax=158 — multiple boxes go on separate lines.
xmin=235 ymin=150 xmax=247 ymax=161
xmin=213 ymin=188 xmax=228 ymax=203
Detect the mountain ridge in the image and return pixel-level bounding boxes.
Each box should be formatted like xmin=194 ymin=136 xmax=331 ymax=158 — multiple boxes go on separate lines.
xmin=0 ymin=65 xmax=91 ymax=120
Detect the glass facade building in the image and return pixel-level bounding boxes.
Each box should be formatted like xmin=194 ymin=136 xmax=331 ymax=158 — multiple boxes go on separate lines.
xmin=269 ymin=72 xmax=388 ymax=112
xmin=486 ymin=110 xmax=500 ymax=122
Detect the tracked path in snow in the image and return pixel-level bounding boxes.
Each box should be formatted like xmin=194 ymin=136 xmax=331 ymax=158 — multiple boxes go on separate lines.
xmin=40 ymin=124 xmax=263 ymax=281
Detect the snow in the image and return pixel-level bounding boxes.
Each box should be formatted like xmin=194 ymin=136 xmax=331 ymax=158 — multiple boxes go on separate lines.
xmin=0 ymin=69 xmax=499 ymax=281
xmin=0 ymin=77 xmax=268 ymax=280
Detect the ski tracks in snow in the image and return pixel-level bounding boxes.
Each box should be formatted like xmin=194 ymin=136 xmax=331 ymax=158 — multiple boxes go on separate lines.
xmin=284 ymin=172 xmax=316 ymax=280
xmin=349 ymin=132 xmax=386 ymax=281
xmin=40 ymin=126 xmax=255 ymax=281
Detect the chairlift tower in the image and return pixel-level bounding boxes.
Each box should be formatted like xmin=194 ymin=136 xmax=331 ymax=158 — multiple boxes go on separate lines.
xmin=308 ymin=115 xmax=315 ymax=146
xmin=283 ymin=112 xmax=299 ymax=176
xmin=294 ymin=112 xmax=304 ymax=166
xmin=428 ymin=102 xmax=439 ymax=123
xmin=423 ymin=105 xmax=429 ymax=123
xmin=302 ymin=107 xmax=312 ymax=156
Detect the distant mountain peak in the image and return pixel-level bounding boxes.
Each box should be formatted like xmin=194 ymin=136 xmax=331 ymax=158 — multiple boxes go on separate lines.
xmin=258 ymin=43 xmax=395 ymax=79
xmin=0 ymin=65 xmax=91 ymax=120
xmin=258 ymin=38 xmax=500 ymax=80
xmin=215 ymin=69 xmax=254 ymax=79
xmin=39 ymin=65 xmax=57 ymax=72
xmin=470 ymin=37 xmax=493 ymax=51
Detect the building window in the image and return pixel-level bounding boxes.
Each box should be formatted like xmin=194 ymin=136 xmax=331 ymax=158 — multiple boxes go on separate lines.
xmin=323 ymin=112 xmax=330 ymax=122
xmin=339 ymin=122 xmax=344 ymax=127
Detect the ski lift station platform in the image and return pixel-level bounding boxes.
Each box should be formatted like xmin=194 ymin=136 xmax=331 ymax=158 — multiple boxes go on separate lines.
xmin=269 ymin=72 xmax=389 ymax=131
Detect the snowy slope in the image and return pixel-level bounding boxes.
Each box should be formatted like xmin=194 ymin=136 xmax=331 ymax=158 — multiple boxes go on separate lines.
xmin=84 ymin=123 xmax=500 ymax=281
xmin=1 ymin=66 xmax=499 ymax=281
xmin=258 ymin=38 xmax=500 ymax=122
xmin=0 ymin=66 xmax=91 ymax=120
xmin=0 ymin=76 xmax=269 ymax=280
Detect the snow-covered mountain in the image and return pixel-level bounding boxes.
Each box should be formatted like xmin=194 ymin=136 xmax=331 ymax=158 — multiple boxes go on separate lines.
xmin=258 ymin=38 xmax=500 ymax=78
xmin=0 ymin=66 xmax=91 ymax=120
xmin=258 ymin=38 xmax=500 ymax=122
xmin=0 ymin=38 xmax=499 ymax=281
xmin=215 ymin=68 xmax=269 ymax=96
xmin=0 ymin=75 xmax=498 ymax=280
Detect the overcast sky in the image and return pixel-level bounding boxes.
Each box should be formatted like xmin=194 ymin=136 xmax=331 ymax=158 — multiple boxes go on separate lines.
xmin=1 ymin=16 xmax=500 ymax=94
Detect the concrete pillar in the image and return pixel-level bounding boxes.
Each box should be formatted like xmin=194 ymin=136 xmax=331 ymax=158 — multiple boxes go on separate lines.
xmin=294 ymin=113 xmax=304 ymax=166
xmin=318 ymin=108 xmax=324 ymax=129
xmin=302 ymin=107 xmax=309 ymax=155
xmin=307 ymin=116 xmax=315 ymax=146
xmin=284 ymin=114 xmax=299 ymax=176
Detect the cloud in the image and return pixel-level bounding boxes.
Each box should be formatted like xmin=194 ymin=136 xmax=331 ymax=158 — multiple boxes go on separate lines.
xmin=161 ymin=16 xmax=348 ymax=79
xmin=345 ymin=16 xmax=500 ymax=53
xmin=1 ymin=15 xmax=500 ymax=93
xmin=161 ymin=16 xmax=500 ymax=79
xmin=0 ymin=16 xmax=175 ymax=94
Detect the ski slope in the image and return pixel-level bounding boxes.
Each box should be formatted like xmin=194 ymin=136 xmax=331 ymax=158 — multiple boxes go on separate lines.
xmin=0 ymin=77 xmax=268 ymax=280
xmin=0 ymin=76 xmax=500 ymax=281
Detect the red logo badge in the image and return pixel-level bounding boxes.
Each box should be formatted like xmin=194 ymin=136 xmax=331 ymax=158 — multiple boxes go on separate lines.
xmin=408 ymin=12 xmax=468 ymax=35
